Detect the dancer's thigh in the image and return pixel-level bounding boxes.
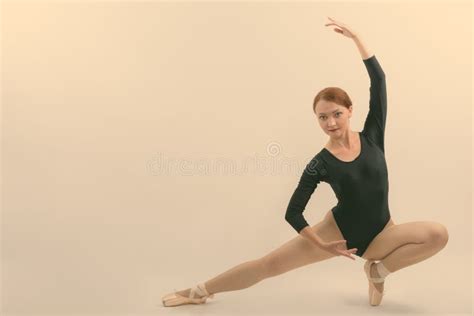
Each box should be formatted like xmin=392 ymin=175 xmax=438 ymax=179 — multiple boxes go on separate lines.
xmin=259 ymin=210 xmax=346 ymax=277
xmin=362 ymin=220 xmax=449 ymax=261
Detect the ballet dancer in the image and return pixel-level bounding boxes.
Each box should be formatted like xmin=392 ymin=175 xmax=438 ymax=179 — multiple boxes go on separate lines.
xmin=162 ymin=16 xmax=449 ymax=308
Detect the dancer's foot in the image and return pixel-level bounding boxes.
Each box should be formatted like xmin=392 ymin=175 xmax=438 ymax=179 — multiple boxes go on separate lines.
xmin=370 ymin=262 xmax=385 ymax=294
xmin=162 ymin=283 xmax=214 ymax=307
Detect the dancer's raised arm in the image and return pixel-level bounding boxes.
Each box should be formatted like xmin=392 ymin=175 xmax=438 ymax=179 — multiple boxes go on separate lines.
xmin=360 ymin=53 xmax=387 ymax=152
xmin=325 ymin=17 xmax=387 ymax=152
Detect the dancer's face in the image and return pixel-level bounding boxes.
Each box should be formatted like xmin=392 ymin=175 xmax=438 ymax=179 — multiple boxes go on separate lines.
xmin=314 ymin=100 xmax=353 ymax=138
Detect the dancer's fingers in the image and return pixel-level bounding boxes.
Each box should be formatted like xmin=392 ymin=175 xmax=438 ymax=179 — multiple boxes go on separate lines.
xmin=339 ymin=249 xmax=356 ymax=260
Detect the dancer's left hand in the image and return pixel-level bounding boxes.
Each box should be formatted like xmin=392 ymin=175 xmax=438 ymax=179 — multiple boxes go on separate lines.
xmin=324 ymin=17 xmax=359 ymax=39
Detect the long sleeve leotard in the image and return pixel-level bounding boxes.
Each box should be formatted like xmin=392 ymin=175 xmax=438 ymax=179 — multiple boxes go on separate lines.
xmin=284 ymin=55 xmax=389 ymax=257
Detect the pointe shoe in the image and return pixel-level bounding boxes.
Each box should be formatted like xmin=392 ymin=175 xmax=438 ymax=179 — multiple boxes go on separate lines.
xmin=364 ymin=260 xmax=386 ymax=306
xmin=162 ymin=282 xmax=215 ymax=307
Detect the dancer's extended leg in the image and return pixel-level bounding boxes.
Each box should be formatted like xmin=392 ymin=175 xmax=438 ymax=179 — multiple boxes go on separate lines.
xmin=177 ymin=210 xmax=347 ymax=298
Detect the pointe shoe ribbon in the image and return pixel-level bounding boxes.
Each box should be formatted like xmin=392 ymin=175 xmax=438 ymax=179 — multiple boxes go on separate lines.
xmin=193 ymin=283 xmax=215 ymax=301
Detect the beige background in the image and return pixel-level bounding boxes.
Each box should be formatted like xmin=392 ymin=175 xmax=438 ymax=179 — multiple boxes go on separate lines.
xmin=1 ymin=1 xmax=472 ymax=315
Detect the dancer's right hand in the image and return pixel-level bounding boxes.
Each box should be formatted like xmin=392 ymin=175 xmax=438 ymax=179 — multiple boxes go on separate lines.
xmin=320 ymin=240 xmax=358 ymax=260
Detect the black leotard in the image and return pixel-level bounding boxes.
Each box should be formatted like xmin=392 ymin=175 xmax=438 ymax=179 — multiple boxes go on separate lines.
xmin=284 ymin=54 xmax=390 ymax=257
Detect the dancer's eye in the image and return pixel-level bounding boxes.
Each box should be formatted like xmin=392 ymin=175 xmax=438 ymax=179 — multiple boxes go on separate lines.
xmin=319 ymin=112 xmax=341 ymax=120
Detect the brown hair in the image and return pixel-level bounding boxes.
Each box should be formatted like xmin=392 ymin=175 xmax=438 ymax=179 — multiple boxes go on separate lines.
xmin=312 ymin=87 xmax=352 ymax=113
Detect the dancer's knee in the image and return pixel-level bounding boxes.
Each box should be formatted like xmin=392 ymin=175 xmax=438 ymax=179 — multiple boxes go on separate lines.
xmin=258 ymin=256 xmax=287 ymax=278
xmin=427 ymin=222 xmax=449 ymax=247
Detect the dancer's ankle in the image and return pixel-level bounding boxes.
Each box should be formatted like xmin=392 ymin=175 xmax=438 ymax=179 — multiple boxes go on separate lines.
xmin=376 ymin=261 xmax=391 ymax=279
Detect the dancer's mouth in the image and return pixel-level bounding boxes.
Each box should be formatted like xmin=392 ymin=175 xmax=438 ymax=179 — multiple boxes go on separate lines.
xmin=329 ymin=128 xmax=339 ymax=132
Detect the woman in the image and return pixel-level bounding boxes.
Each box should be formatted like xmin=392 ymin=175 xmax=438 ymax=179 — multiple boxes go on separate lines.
xmin=162 ymin=17 xmax=449 ymax=308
